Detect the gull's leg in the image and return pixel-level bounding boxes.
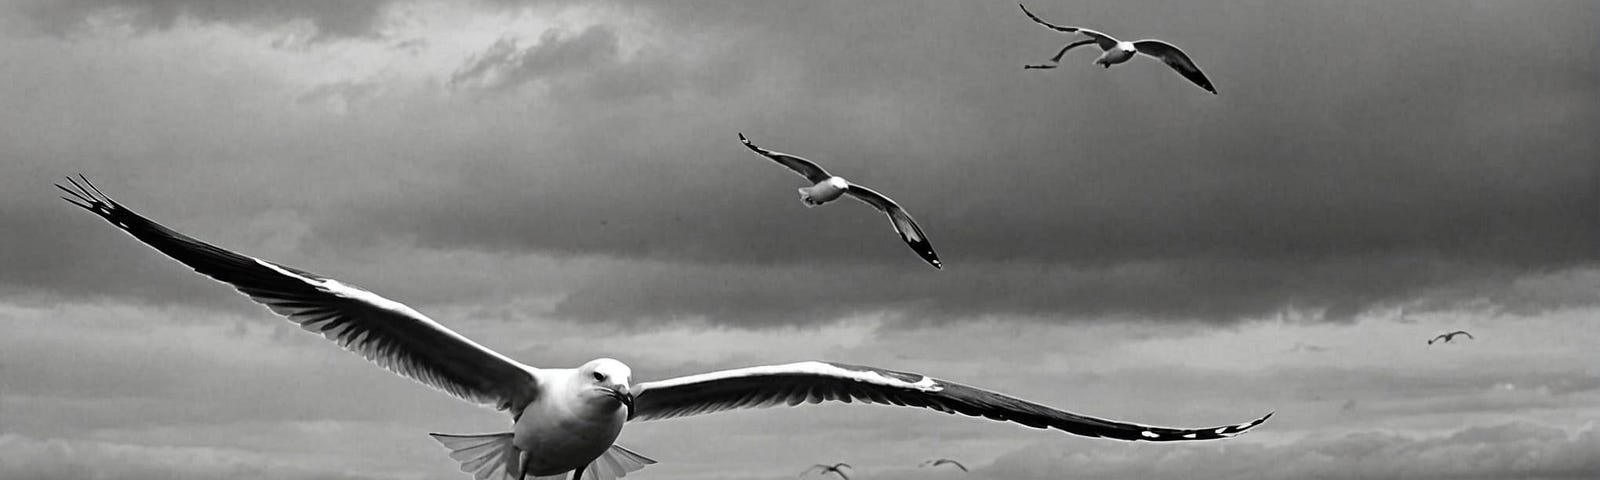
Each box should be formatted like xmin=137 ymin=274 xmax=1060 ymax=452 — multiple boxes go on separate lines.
xmin=570 ymin=464 xmax=588 ymax=480
xmin=516 ymin=451 xmax=532 ymax=480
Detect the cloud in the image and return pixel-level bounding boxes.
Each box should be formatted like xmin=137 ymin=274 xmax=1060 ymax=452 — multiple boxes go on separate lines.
xmin=294 ymin=81 xmax=383 ymax=115
xmin=0 ymin=434 xmax=391 ymax=480
xmin=15 ymin=0 xmax=400 ymax=39
xmin=3 ymin=297 xmax=1596 ymax=480
xmin=450 ymin=25 xmax=622 ymax=92
xmin=546 ymin=257 xmax=1600 ymax=326
xmin=981 ymin=422 xmax=1600 ymax=480
xmin=0 ymin=0 xmax=1595 ymax=327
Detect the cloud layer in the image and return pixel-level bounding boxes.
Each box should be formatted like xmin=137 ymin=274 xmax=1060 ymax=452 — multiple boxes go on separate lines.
xmin=2 ymin=1 xmax=1593 ymax=327
xmin=1 ymin=4 xmax=1597 ymax=478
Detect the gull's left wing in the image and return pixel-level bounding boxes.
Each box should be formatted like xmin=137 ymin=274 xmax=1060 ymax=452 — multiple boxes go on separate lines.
xmin=630 ymin=361 xmax=1272 ymax=442
xmin=843 ymin=184 xmax=941 ymax=270
xmin=1133 ymin=40 xmax=1217 ymax=94
xmin=1048 ymin=39 xmax=1098 ymax=62
xmin=799 ymin=464 xmax=850 ymax=480
xmin=56 ymin=176 xmax=540 ymax=413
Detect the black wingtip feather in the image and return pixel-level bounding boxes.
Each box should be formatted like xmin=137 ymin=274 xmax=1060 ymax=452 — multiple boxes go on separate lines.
xmin=57 ymin=175 xmax=122 ymax=218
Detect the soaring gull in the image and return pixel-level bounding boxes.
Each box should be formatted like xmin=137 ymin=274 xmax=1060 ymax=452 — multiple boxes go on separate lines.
xmin=920 ymin=458 xmax=969 ymax=472
xmin=1019 ymin=3 xmax=1217 ymax=94
xmin=1428 ymin=330 xmax=1475 ymax=345
xmin=58 ymin=176 xmax=1271 ymax=480
xmin=801 ymin=463 xmax=853 ymax=480
xmin=739 ymin=133 xmax=942 ymax=269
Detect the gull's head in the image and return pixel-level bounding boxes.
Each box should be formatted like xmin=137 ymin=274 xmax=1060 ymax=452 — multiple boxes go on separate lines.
xmin=578 ymin=358 xmax=634 ymax=416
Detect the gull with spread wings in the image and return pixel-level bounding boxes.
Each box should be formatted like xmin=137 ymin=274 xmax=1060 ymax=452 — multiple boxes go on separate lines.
xmin=58 ymin=176 xmax=1271 ymax=480
xmin=1428 ymin=330 xmax=1475 ymax=345
xmin=920 ymin=458 xmax=969 ymax=472
xmin=1019 ymin=3 xmax=1217 ymax=94
xmin=739 ymin=133 xmax=942 ymax=269
xmin=801 ymin=463 xmax=853 ymax=480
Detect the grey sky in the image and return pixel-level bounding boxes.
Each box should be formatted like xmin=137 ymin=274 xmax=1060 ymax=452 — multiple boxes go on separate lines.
xmin=0 ymin=1 xmax=1596 ymax=480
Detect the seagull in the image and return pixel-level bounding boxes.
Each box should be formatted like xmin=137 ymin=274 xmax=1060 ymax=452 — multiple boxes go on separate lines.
xmin=919 ymin=458 xmax=969 ymax=472
xmin=1428 ymin=330 xmax=1474 ymax=345
xmin=57 ymin=176 xmax=1271 ymax=480
xmin=1018 ymin=3 xmax=1217 ymax=94
xmin=739 ymin=133 xmax=941 ymax=269
xmin=801 ymin=463 xmax=853 ymax=480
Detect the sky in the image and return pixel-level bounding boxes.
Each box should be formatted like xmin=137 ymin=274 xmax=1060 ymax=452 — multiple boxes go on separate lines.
xmin=0 ymin=0 xmax=1596 ymax=479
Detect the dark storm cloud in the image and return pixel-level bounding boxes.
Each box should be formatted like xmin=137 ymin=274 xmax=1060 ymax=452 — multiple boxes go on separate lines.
xmin=359 ymin=1 xmax=1600 ymax=264
xmin=17 ymin=0 xmax=398 ymax=39
xmin=308 ymin=0 xmax=1598 ymax=325
xmin=985 ymin=421 xmax=1600 ymax=480
xmin=3 ymin=1 xmax=1596 ymax=327
xmin=547 ymin=256 xmax=1593 ymax=326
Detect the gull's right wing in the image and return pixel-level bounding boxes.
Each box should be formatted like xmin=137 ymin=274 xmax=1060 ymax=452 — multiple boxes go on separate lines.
xmin=740 ymin=133 xmax=834 ymax=184
xmin=1019 ymin=4 xmax=1119 ymax=49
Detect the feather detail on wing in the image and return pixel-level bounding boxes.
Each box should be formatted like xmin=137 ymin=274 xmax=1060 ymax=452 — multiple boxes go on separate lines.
xmin=1019 ymin=4 xmax=1118 ymax=49
xmin=740 ymin=133 xmax=833 ymax=183
xmin=1050 ymin=39 xmax=1099 ymax=62
xmin=630 ymin=361 xmax=1272 ymax=442
xmin=58 ymin=176 xmax=539 ymax=412
xmin=1133 ymin=40 xmax=1217 ymax=94
xmin=844 ymin=184 xmax=942 ymax=269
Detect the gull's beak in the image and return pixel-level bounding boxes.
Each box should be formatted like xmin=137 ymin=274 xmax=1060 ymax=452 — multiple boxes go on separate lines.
xmin=607 ymin=386 xmax=635 ymax=418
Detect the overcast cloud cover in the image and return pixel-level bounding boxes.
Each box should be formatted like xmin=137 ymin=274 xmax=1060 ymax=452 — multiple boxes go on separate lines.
xmin=0 ymin=1 xmax=1596 ymax=479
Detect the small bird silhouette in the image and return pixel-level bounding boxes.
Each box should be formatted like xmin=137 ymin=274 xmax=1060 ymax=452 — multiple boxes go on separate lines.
xmin=920 ymin=458 xmax=969 ymax=472
xmin=1428 ymin=330 xmax=1474 ymax=345
xmin=802 ymin=463 xmax=853 ymax=480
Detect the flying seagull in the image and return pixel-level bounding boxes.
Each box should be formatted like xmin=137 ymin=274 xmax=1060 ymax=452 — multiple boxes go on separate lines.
xmin=801 ymin=463 xmax=853 ymax=480
xmin=1018 ymin=3 xmax=1217 ymax=94
xmin=920 ymin=458 xmax=969 ymax=472
xmin=739 ymin=133 xmax=941 ymax=269
xmin=57 ymin=176 xmax=1270 ymax=480
xmin=1428 ymin=330 xmax=1475 ymax=345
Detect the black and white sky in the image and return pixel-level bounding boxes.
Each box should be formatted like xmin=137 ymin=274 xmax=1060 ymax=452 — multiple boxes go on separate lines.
xmin=1 ymin=1 xmax=1597 ymax=479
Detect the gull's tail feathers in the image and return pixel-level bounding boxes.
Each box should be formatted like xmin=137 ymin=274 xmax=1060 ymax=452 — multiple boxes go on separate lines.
xmin=431 ymin=432 xmax=523 ymax=480
xmin=430 ymin=433 xmax=656 ymax=480
xmin=578 ymin=444 xmax=658 ymax=480
xmin=798 ymin=188 xmax=822 ymax=207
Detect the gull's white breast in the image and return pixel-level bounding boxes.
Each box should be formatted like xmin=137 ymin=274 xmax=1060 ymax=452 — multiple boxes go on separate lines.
xmin=800 ymin=176 xmax=850 ymax=206
xmin=512 ymin=378 xmax=627 ymax=476
xmin=1101 ymin=43 xmax=1137 ymax=65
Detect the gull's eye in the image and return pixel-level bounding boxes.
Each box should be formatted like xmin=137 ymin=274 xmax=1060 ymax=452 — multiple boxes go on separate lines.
xmin=593 ymin=372 xmax=605 ymax=381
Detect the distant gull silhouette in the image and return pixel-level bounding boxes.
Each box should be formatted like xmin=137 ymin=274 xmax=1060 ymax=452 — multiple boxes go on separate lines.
xmin=801 ymin=463 xmax=853 ymax=480
xmin=739 ymin=133 xmax=942 ymax=269
xmin=1019 ymin=3 xmax=1217 ymax=94
xmin=1428 ymin=330 xmax=1474 ymax=345
xmin=920 ymin=459 xmax=969 ymax=472
xmin=59 ymin=176 xmax=1271 ymax=480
